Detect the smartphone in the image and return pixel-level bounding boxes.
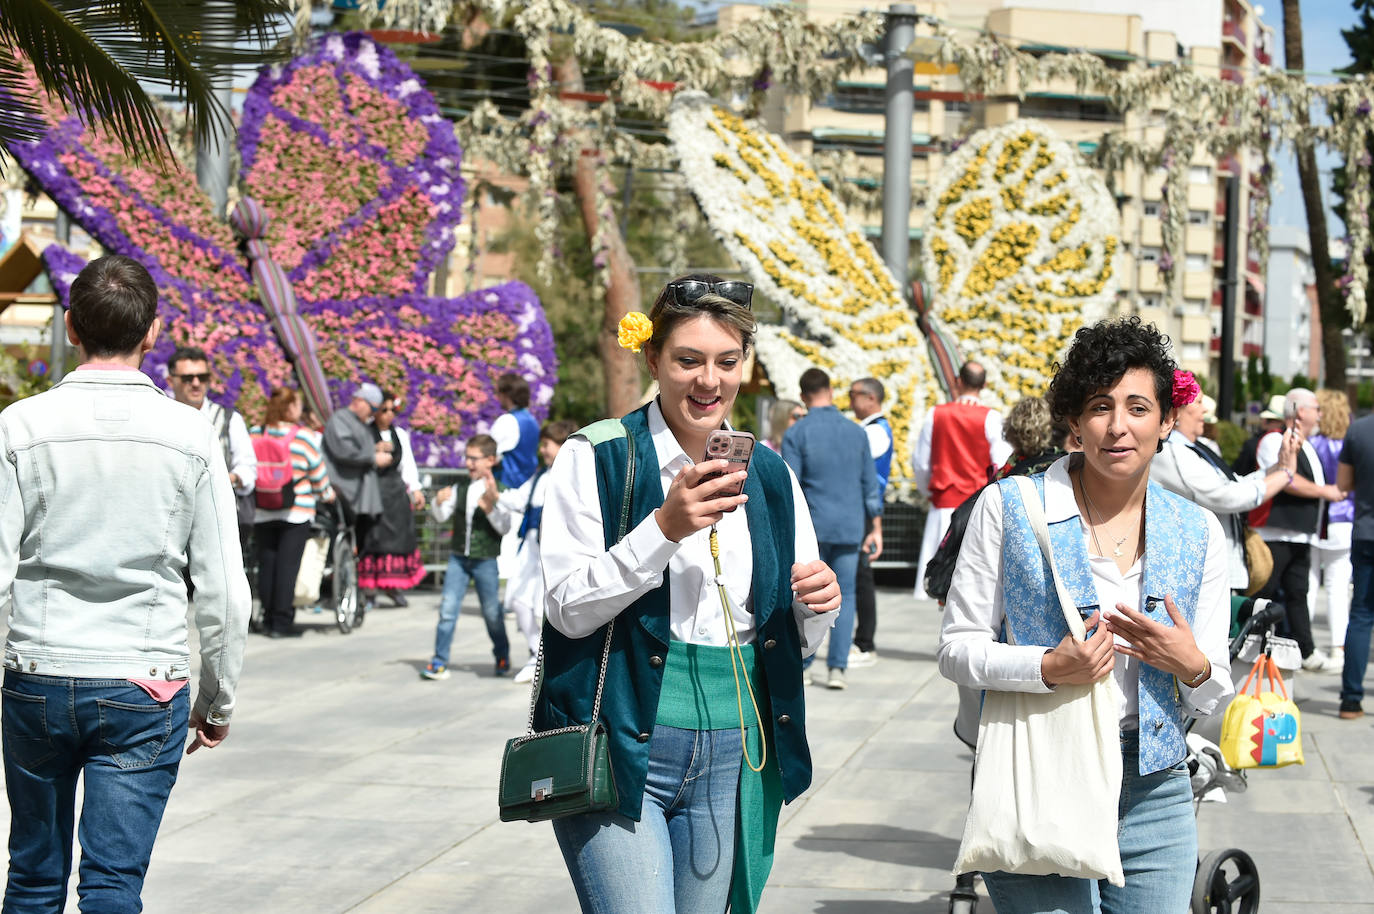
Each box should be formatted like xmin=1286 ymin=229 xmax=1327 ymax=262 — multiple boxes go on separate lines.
xmin=702 ymin=430 xmax=756 ymax=508
xmin=1283 ymin=398 xmax=1299 ymax=429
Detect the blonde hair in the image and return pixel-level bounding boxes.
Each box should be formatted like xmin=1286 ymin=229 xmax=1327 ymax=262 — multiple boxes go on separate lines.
xmin=1003 ymin=396 xmax=1054 ymax=457
xmin=1317 ymin=388 xmax=1351 ymax=438
xmin=645 ymin=274 xmax=756 ymax=355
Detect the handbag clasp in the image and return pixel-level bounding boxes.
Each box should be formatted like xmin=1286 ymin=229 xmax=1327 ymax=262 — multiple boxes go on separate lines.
xmin=531 ymin=777 xmax=553 ymax=801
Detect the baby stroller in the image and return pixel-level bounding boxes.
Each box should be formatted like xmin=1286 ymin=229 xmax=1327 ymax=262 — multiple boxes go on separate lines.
xmin=248 ymin=499 xmax=362 ymax=634
xmin=946 ymin=596 xmax=1283 ymax=914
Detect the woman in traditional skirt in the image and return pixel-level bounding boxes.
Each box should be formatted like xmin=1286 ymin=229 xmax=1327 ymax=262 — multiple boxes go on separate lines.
xmin=358 ymin=391 xmax=427 ymax=606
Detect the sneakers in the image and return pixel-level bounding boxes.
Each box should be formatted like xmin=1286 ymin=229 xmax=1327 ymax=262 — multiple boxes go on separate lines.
xmin=513 ymin=660 xmax=537 ymax=684
xmin=1339 ymin=700 xmax=1365 ymax=720
xmin=494 ymin=657 xmax=511 ymax=677
xmin=421 ymin=662 xmax=450 ymax=681
xmin=1302 ymin=649 xmax=1343 ymax=674
xmin=826 ymin=667 xmax=847 ymax=690
xmin=848 ymin=646 xmax=878 ymax=668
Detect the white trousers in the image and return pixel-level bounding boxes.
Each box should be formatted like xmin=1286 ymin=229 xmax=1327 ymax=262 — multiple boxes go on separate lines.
xmin=913 ymin=505 xmax=956 ymax=601
xmin=1309 ymin=521 xmax=1353 ymax=650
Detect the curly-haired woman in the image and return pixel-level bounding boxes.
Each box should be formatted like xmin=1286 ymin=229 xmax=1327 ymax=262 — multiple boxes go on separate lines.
xmin=938 ymin=317 xmax=1237 ymax=912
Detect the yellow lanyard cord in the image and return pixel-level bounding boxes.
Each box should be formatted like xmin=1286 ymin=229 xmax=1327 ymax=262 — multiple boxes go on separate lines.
xmin=709 ymin=525 xmax=767 ymax=773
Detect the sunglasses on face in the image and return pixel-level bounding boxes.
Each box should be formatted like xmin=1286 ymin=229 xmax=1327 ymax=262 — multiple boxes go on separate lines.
xmin=666 ymin=279 xmax=753 ymax=310
xmin=172 ymin=373 xmax=211 ymax=384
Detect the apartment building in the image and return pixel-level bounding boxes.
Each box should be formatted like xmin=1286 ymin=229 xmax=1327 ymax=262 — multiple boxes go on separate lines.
xmin=722 ymin=0 xmax=1275 ymax=382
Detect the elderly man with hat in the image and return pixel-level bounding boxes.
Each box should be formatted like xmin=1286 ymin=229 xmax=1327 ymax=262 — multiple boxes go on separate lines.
xmin=322 ymin=383 xmax=392 ymax=547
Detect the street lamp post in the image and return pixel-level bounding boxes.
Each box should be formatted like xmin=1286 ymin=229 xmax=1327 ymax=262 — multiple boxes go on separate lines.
xmin=881 ymin=4 xmax=918 ymax=292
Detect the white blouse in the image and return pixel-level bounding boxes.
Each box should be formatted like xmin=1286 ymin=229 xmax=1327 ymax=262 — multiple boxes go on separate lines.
xmin=540 ymin=401 xmax=836 ymax=653
xmin=937 ymin=458 xmax=1235 ymax=727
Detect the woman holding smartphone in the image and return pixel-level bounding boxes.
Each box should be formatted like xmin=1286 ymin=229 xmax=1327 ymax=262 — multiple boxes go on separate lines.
xmin=537 ymin=274 xmax=841 ymax=913
xmin=938 ymin=317 xmax=1235 ymax=913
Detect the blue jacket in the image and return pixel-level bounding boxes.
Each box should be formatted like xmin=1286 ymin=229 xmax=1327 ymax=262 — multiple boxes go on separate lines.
xmin=781 ymin=405 xmax=881 ymax=545
xmin=499 ymin=408 xmax=540 ymax=488
xmin=533 ymin=405 xmax=814 ymax=819
xmin=999 ymin=473 xmax=1208 ymax=775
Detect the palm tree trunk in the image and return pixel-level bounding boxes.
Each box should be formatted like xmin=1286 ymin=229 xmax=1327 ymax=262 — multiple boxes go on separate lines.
xmin=1282 ymin=0 xmax=1347 ymax=386
xmin=552 ymin=57 xmax=644 ymax=418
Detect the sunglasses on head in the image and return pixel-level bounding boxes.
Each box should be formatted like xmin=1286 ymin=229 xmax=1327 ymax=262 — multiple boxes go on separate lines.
xmin=173 ymin=372 xmax=211 ymax=384
xmin=666 ymin=279 xmax=753 ymax=310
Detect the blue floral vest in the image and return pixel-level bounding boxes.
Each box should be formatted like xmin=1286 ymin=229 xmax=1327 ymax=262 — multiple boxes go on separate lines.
xmin=998 ymin=472 xmax=1209 ymax=775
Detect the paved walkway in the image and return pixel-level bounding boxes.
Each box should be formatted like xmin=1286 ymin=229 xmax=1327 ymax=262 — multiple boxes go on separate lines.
xmin=6 ymin=585 xmax=1373 ymax=912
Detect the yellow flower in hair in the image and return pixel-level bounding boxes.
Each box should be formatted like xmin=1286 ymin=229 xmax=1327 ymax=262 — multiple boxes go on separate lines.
xmin=617 ymin=312 xmax=654 ymax=352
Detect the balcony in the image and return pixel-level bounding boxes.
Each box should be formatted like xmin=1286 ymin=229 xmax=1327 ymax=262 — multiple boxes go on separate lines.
xmin=1216 ymin=198 xmax=1227 ymax=217
xmin=1223 ymin=19 xmax=1247 ymax=48
xmin=1211 ymin=336 xmax=1221 ymax=353
xmin=1243 ymin=341 xmax=1262 ymax=357
xmin=1256 ymin=45 xmax=1271 ymax=66
xmin=1214 ymin=244 xmax=1226 ymax=263
xmin=1221 ymin=66 xmax=1245 ymax=85
xmin=1213 ymin=289 xmax=1224 ymax=307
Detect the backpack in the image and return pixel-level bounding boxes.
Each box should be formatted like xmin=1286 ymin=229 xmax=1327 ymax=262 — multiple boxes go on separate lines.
xmin=252 ymin=427 xmax=298 ymax=511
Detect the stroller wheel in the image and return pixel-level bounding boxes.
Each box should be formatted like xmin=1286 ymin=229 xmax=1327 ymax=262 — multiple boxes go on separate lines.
xmin=1192 ymin=848 xmax=1260 ymax=914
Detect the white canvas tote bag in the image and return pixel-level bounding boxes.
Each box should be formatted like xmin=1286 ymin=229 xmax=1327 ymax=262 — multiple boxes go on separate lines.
xmin=952 ymin=476 xmax=1124 ymax=887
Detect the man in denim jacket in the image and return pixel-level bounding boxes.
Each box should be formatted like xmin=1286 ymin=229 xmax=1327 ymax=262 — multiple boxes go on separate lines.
xmin=0 ymin=256 xmax=250 ymax=912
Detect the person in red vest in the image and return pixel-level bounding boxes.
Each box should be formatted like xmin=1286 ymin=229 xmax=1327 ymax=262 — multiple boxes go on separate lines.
xmin=912 ymin=361 xmax=1012 ymax=600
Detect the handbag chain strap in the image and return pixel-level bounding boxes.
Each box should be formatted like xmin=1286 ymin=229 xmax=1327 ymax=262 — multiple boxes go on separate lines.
xmin=521 ymin=426 xmax=635 ymax=737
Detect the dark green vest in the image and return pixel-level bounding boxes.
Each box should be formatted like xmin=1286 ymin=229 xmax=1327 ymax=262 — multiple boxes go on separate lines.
xmin=451 ymin=477 xmax=505 ymax=559
xmin=533 ymin=404 xmax=811 ymax=820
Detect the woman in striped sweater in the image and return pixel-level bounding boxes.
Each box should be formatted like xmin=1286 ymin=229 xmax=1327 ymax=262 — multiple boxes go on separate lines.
xmin=253 ymin=388 xmax=334 ymax=638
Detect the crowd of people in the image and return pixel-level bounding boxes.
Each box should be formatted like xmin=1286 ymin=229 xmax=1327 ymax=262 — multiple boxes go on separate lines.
xmin=4 ymin=256 xmax=1372 ymax=913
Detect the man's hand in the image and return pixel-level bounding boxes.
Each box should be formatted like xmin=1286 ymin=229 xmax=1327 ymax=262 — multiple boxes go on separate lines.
xmin=653 ymin=460 xmax=748 ymax=543
xmin=791 ymin=560 xmax=840 ymax=613
xmin=186 ymin=714 xmax=229 ymax=755
xmin=410 ymin=489 xmax=426 ymax=510
xmin=229 ymin=472 xmax=242 ymax=488
xmin=1040 ymin=611 xmax=1115 ymax=686
xmin=862 ymin=529 xmax=883 ymax=561
xmin=374 ymin=451 xmax=394 ymax=469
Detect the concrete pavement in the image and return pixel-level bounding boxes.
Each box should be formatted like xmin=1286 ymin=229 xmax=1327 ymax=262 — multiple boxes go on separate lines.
xmin=7 ymin=584 xmax=1374 ymax=913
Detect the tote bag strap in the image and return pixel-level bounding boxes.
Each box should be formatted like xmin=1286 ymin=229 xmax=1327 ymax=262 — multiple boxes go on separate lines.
xmin=521 ymin=426 xmax=634 ymax=735
xmin=1010 ymin=476 xmax=1087 ymax=641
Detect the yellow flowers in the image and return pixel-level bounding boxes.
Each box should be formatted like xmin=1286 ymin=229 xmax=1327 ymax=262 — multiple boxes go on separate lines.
xmin=617 ymin=312 xmax=653 ymax=352
xmin=953 ymin=198 xmax=993 ymax=246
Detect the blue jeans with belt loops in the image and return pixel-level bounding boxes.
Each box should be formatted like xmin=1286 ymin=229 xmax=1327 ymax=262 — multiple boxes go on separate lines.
xmin=980 ymin=731 xmax=1196 ymax=914
xmin=551 ymin=724 xmax=744 ymax=913
xmin=2 ymin=671 xmax=188 ymax=914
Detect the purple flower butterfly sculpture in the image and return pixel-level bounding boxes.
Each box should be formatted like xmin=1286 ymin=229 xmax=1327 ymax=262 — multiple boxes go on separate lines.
xmin=11 ymin=32 xmax=556 ymax=466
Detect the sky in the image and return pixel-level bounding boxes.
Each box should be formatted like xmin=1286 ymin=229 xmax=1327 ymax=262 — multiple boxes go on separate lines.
xmin=1263 ymin=0 xmax=1358 ymax=238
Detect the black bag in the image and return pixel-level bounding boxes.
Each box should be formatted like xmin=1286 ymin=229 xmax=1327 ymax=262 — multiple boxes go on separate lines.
xmin=498 ymin=425 xmax=634 ymax=823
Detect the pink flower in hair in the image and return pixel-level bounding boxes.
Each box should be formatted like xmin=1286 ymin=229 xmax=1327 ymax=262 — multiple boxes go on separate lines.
xmin=1172 ymin=370 xmax=1201 ymax=409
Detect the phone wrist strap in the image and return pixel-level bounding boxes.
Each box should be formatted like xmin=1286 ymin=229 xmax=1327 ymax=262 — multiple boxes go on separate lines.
xmin=709 ymin=524 xmax=767 ymax=773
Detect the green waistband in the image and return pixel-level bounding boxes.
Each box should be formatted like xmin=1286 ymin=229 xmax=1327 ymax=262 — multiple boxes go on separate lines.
xmin=655 ymin=641 xmax=761 ymax=731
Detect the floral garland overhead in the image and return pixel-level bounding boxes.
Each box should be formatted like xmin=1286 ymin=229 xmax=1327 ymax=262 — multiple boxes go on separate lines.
xmin=10 ymin=34 xmax=555 ymax=465
xmin=668 ymin=92 xmax=939 ymax=489
xmin=923 ymin=119 xmax=1120 ymax=406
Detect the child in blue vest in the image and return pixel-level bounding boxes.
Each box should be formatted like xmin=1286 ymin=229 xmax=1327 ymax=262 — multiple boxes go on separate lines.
xmin=497 ymin=418 xmax=578 ymax=684
xmin=422 ymin=434 xmax=513 ymax=679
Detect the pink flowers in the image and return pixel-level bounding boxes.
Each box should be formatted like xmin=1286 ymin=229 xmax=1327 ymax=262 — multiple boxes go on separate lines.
xmin=1172 ymin=370 xmax=1201 ymax=409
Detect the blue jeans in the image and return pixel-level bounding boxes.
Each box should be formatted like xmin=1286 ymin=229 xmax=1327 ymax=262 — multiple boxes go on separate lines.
xmin=432 ymin=554 xmax=507 ymax=667
xmin=2 ymin=672 xmax=188 ymax=914
xmin=813 ymin=543 xmax=858 ymax=671
xmin=1341 ymin=539 xmax=1374 ymax=704
xmin=551 ymin=724 xmax=743 ymax=913
xmin=981 ymin=733 xmax=1196 ymax=914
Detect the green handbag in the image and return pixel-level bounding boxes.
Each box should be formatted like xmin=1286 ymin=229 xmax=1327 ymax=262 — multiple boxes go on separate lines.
xmin=497 ymin=424 xmax=633 ymax=823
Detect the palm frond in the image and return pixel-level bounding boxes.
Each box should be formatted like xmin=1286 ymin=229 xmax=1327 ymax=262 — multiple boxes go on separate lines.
xmin=0 ymin=0 xmax=292 ymax=164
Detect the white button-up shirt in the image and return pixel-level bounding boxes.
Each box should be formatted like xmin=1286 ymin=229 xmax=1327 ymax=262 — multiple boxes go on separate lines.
xmin=541 ymin=401 xmax=835 ymax=652
xmin=937 ymin=459 xmax=1234 ymax=728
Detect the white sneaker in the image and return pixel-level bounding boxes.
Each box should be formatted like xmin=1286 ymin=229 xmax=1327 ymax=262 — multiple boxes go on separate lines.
xmin=826 ymin=667 xmax=847 ymax=690
xmin=513 ymin=661 xmax=537 ymax=684
xmin=848 ymin=646 xmax=878 ymax=668
xmin=1302 ymin=649 xmax=1343 ymax=674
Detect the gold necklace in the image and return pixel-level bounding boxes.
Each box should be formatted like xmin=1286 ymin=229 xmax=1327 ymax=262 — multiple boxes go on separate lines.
xmin=1076 ymin=472 xmax=1133 ymax=558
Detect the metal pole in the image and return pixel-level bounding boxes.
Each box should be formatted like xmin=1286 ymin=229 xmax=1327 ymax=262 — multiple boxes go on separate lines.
xmin=1219 ymin=175 xmax=1240 ymax=423
xmin=195 ymin=3 xmax=234 ymax=218
xmin=882 ymin=4 xmax=917 ymax=292
xmin=50 ymin=211 xmax=70 ymax=382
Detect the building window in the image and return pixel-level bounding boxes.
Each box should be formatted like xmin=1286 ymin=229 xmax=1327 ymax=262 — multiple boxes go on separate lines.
xmin=1186 ymin=253 xmax=1208 ymax=272
xmin=1189 ymin=166 xmax=1211 ymax=185
xmin=1187 ymin=210 xmax=1210 ymax=226
xmin=1143 ymin=202 xmax=1160 ymax=218
xmin=1139 ymin=294 xmax=1162 ymax=309
xmin=1182 ymin=342 xmax=1206 ymax=361
xmin=1141 ymin=247 xmax=1161 ymax=263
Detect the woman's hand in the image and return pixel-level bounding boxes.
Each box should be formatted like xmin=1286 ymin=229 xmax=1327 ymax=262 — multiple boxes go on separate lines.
xmin=1040 ymin=611 xmax=1115 ymax=686
xmin=1277 ymin=427 xmax=1301 ymax=474
xmin=1102 ymin=596 xmax=1208 ymax=681
xmin=791 ymin=560 xmax=840 ymax=613
xmin=653 ymin=460 xmax=748 ymax=542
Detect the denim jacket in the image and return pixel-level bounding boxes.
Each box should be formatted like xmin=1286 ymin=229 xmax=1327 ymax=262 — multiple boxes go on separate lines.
xmin=0 ymin=370 xmax=250 ymax=724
